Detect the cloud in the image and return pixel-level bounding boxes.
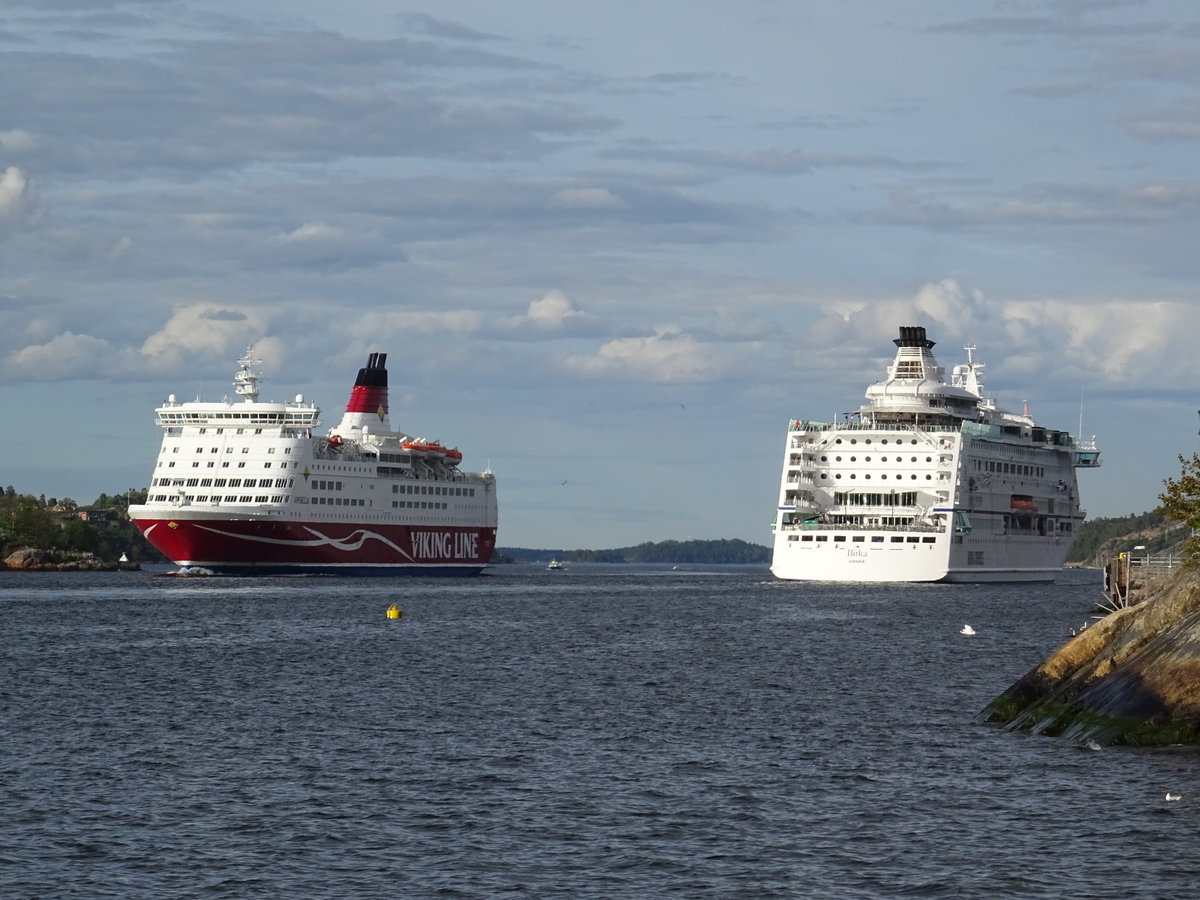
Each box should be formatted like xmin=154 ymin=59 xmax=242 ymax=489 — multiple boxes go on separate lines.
xmin=140 ymin=304 xmax=269 ymax=363
xmin=0 ymin=129 xmax=36 ymax=152
xmin=549 ymin=187 xmax=627 ymax=210
xmin=7 ymin=331 xmax=113 ymax=380
xmin=565 ymin=329 xmax=729 ymax=383
xmin=0 ymin=166 xmax=42 ymax=229
xmin=525 ymin=289 xmax=582 ymax=329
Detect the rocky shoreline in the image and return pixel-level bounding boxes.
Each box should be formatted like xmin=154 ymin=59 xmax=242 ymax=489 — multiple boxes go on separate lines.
xmin=982 ymin=566 xmax=1200 ymax=745
xmin=2 ymin=548 xmax=141 ymax=572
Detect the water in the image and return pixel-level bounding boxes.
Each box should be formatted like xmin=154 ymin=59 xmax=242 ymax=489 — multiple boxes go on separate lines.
xmin=3 ymin=565 xmax=1198 ymax=898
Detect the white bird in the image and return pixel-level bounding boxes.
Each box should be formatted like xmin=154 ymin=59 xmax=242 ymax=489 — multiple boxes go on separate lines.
xmin=1083 ymin=738 xmax=1101 ymax=751
xmin=960 ymin=625 xmax=975 ymax=635
xmin=1166 ymin=792 xmax=1183 ymax=802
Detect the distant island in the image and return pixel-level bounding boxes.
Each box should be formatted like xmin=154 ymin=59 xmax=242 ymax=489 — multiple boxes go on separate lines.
xmin=495 ymin=539 xmax=770 ymax=565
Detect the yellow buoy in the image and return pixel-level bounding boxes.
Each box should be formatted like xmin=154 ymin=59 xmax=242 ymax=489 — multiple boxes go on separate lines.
xmin=386 ymin=604 xmax=403 ymax=620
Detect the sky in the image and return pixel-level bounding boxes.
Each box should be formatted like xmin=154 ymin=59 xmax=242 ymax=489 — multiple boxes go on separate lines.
xmin=3 ymin=0 xmax=1200 ymax=549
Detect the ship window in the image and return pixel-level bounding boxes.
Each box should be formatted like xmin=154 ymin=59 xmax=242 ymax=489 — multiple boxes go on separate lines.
xmin=865 ymin=439 xmax=871 ymax=444
xmin=850 ymin=439 xmax=857 ymax=444
xmin=268 ymin=448 xmax=276 ymax=454
xmin=911 ymin=474 xmax=917 ymax=479
xmin=850 ymin=474 xmax=856 ymax=479
xmin=834 ymin=535 xmax=846 ymax=542
xmin=238 ymin=462 xmax=246 ymax=468
xmin=891 ymin=536 xmax=904 ymax=543
xmin=242 ymin=447 xmax=250 ymax=453
xmin=815 ymin=535 xmax=828 ymax=542
xmin=191 ymin=462 xmax=199 ymax=468
xmin=850 ymin=456 xmax=857 ymax=462
xmin=922 ymin=537 xmax=936 ymax=543
xmin=264 ymin=462 xmax=271 ymax=468
xmin=196 ymin=447 xmax=203 ymax=453
xmin=240 ymin=495 xmax=253 ymax=502
xmin=172 ymin=447 xmax=179 ymax=453
xmin=852 ymin=536 xmax=865 ymax=542
xmin=907 ymin=536 xmax=919 ymax=543
xmin=926 ymin=475 xmax=932 ymax=480
xmin=801 ymin=535 xmax=813 ymax=541
xmin=788 ymin=535 xmax=799 ymax=541
xmin=911 ymin=456 xmax=917 ymax=462
xmin=871 ymin=536 xmax=884 ymax=543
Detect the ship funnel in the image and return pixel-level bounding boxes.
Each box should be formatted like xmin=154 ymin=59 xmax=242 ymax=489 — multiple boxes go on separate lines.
xmin=335 ymin=352 xmax=391 ymax=435
xmin=893 ymin=325 xmax=935 ymax=350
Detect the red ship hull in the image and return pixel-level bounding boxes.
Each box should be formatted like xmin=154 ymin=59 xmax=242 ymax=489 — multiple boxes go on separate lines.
xmin=133 ymin=515 xmax=497 ymax=576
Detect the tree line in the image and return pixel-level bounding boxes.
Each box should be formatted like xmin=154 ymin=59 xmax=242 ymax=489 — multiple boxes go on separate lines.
xmin=0 ymin=486 xmax=164 ymax=563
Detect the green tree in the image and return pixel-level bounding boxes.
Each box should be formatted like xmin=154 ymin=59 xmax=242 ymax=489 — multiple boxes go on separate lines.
xmin=59 ymin=518 xmax=102 ymax=554
xmin=1156 ymin=452 xmax=1200 ymax=566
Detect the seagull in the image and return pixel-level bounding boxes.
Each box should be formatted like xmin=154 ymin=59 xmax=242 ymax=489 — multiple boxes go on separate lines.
xmin=960 ymin=625 xmax=975 ymax=635
xmin=1166 ymin=792 xmax=1183 ymax=802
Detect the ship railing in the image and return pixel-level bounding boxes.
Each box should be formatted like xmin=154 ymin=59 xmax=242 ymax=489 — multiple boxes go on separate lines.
xmin=779 ymin=521 xmax=944 ymax=534
xmin=788 ymin=421 xmax=962 ymax=433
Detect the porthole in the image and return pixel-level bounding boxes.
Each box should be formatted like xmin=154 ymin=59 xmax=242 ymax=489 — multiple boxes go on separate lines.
xmin=836 ymin=473 xmax=842 ymax=479
xmin=926 ymin=457 xmax=932 ymax=462
xmin=865 ymin=439 xmax=872 ymax=444
xmin=850 ymin=474 xmax=857 ymax=479
xmin=911 ymin=474 xmax=918 ymax=480
xmin=820 ymin=456 xmax=828 ymax=462
xmin=911 ymin=456 xmax=917 ymax=462
xmin=850 ymin=439 xmax=857 ymax=445
xmin=850 ymin=456 xmax=857 ymax=462
xmin=836 ymin=456 xmax=843 ymax=462
xmin=881 ymin=439 xmax=889 ymax=444
xmin=836 ymin=438 xmax=843 ymax=444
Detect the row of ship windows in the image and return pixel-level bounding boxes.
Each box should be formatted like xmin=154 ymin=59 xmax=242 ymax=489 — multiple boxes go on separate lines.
xmin=392 ymin=501 xmax=449 ymax=509
xmin=789 ymin=534 xmax=937 ymax=544
xmin=827 ymin=438 xmax=922 ymax=446
xmin=155 ymin=477 xmax=294 ymax=488
xmin=165 ymin=461 xmax=284 ymax=469
xmin=814 ymin=455 xmax=937 ymax=464
xmin=173 ymin=445 xmax=290 ymax=454
xmin=148 ymin=494 xmax=282 ymax=504
xmin=973 ymin=460 xmax=1045 ymax=476
xmin=392 ymin=484 xmax=477 ymax=497
xmin=817 ymin=473 xmax=941 ymax=481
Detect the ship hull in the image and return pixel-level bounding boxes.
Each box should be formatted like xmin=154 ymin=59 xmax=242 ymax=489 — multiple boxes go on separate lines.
xmin=132 ymin=513 xmax=497 ymax=576
xmin=771 ymin=529 xmax=1070 ymax=583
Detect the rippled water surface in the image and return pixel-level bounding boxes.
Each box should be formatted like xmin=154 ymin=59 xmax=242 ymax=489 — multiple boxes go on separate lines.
xmin=3 ymin=565 xmax=1198 ymax=898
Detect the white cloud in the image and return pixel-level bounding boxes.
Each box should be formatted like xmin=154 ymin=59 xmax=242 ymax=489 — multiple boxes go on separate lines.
xmin=525 ymin=289 xmax=581 ymax=329
xmin=275 ymin=221 xmax=343 ymax=243
xmin=549 ymin=187 xmax=627 ymax=210
xmin=0 ymin=166 xmax=42 ymax=227
xmin=565 ymin=329 xmax=728 ymax=383
xmin=140 ymin=304 xmax=269 ymax=363
xmin=108 ymin=236 xmax=133 ymax=258
xmin=346 ymin=309 xmax=484 ymax=338
xmin=0 ymin=130 xmax=36 ymax=152
xmin=8 ymin=331 xmax=112 ymax=380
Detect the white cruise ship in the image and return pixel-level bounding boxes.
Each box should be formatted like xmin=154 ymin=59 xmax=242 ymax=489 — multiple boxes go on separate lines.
xmin=127 ymin=349 xmax=498 ymax=575
xmin=770 ymin=326 xmax=1100 ymax=583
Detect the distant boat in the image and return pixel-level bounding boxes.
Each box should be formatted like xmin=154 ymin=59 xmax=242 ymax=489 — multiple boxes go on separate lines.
xmin=547 ymin=559 xmax=565 ymax=570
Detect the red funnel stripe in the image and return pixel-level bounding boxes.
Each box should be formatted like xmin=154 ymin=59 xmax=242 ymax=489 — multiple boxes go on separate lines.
xmin=345 ymin=353 xmax=388 ymax=415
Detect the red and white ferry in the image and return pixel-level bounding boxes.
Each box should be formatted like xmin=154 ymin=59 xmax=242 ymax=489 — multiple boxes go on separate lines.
xmin=128 ymin=350 xmax=498 ymax=575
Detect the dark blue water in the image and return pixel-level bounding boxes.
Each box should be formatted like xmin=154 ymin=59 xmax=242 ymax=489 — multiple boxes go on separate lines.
xmin=3 ymin=565 xmax=1197 ymax=898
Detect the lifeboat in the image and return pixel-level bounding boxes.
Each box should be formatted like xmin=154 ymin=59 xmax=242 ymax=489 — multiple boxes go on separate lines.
xmin=444 ymin=447 xmax=463 ymax=465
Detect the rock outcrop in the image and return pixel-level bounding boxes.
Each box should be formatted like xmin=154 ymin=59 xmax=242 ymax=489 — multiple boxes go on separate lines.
xmin=1 ymin=548 xmax=137 ymax=571
xmin=982 ymin=567 xmax=1200 ymax=745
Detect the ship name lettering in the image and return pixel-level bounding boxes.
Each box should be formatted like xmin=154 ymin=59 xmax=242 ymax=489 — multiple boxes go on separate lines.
xmin=413 ymin=530 xmax=478 ymax=560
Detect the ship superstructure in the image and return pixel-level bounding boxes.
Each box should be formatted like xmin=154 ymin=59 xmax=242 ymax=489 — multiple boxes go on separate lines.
xmin=770 ymin=326 xmax=1100 ymax=582
xmin=128 ymin=349 xmax=498 ymax=575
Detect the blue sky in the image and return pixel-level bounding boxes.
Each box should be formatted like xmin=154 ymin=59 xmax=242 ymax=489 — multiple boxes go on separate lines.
xmin=2 ymin=0 xmax=1199 ymax=548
